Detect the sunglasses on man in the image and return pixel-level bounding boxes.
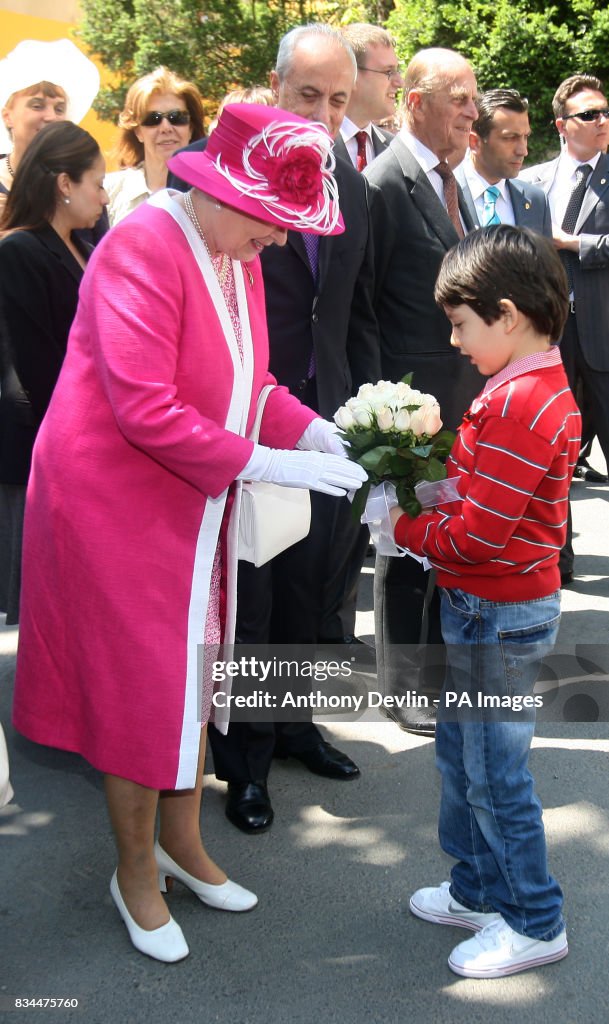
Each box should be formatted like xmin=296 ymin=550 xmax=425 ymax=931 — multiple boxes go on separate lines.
xmin=140 ymin=110 xmax=191 ymax=127
xmin=562 ymin=108 xmax=609 ymax=123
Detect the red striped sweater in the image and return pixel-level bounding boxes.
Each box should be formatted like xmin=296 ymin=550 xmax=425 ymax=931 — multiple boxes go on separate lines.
xmin=395 ymin=352 xmax=582 ymax=600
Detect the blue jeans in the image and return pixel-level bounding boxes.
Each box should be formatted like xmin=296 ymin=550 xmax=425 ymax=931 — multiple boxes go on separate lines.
xmin=436 ymin=587 xmax=565 ymax=940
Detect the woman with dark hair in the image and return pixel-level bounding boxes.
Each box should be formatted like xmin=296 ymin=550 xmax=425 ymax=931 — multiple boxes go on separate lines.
xmin=105 ymin=66 xmax=205 ymax=225
xmin=0 ymin=120 xmax=108 ymax=623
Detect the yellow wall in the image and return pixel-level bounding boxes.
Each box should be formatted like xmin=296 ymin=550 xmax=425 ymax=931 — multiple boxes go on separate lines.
xmin=0 ymin=4 xmax=118 ymax=162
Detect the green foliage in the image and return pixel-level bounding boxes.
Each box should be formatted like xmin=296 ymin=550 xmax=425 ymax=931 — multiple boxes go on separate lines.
xmin=79 ymin=0 xmax=399 ymax=124
xmin=388 ymin=0 xmax=609 ymax=162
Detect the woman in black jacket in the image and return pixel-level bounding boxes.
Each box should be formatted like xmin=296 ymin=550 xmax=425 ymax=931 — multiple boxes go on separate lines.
xmin=0 ymin=121 xmax=108 ymax=622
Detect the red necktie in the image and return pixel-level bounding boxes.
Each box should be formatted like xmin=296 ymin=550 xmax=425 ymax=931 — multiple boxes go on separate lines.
xmin=434 ymin=161 xmax=464 ymax=238
xmin=355 ymin=131 xmax=368 ymax=172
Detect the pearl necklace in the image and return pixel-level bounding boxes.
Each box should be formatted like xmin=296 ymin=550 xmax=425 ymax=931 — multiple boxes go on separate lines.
xmin=183 ymin=189 xmax=231 ymax=287
xmin=5 ymin=153 xmax=15 ymax=178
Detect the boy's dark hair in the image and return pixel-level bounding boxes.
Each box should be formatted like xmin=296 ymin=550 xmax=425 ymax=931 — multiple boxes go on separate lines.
xmin=473 ymin=88 xmax=529 ymax=140
xmin=434 ymin=225 xmax=568 ymax=343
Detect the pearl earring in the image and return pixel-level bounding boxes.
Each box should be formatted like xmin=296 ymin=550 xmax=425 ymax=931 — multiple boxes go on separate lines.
xmin=64 ymin=197 xmax=71 ymax=205
xmin=214 ymin=202 xmax=222 ymax=210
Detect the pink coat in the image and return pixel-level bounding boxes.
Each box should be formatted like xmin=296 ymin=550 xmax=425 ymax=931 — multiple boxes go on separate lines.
xmin=13 ymin=192 xmax=316 ymax=789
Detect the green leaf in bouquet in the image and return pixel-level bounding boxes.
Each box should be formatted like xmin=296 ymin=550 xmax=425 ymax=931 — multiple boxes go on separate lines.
xmin=387 ymin=453 xmax=416 ymax=477
xmin=430 ymin=430 xmax=456 ymax=457
xmin=350 ymin=477 xmax=371 ymax=522
xmin=411 ymin=444 xmax=433 ymax=458
xmin=359 ymin=445 xmax=396 ymax=475
xmin=400 ymin=372 xmax=413 ymax=387
xmin=418 ymin=456 xmax=448 ymax=482
xmin=396 ymin=479 xmax=422 ymax=518
xmin=345 ymin=429 xmax=377 ymax=452
xmin=394 ymin=446 xmax=416 ymax=462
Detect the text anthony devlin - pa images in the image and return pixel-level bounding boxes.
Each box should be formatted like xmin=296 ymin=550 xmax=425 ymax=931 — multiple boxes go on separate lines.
xmin=212 ymin=690 xmax=432 ymax=712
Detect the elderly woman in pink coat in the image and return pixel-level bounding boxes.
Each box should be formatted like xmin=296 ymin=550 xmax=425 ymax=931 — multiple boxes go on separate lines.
xmin=13 ymin=103 xmax=366 ymax=963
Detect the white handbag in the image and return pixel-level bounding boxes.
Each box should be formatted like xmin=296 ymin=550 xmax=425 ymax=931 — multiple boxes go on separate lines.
xmin=238 ymin=386 xmax=312 ymax=567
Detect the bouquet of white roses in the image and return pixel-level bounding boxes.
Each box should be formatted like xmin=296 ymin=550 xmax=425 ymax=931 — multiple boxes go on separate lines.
xmin=333 ymin=375 xmax=455 ymax=520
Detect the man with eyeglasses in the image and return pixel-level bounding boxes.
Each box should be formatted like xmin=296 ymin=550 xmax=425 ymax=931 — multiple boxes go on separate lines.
xmin=521 ymin=74 xmax=609 ymax=573
xmin=337 ymin=24 xmax=403 ymax=170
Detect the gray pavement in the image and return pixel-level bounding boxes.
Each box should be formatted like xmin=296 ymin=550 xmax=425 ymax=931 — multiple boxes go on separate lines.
xmin=1 ymin=452 xmax=608 ymax=1024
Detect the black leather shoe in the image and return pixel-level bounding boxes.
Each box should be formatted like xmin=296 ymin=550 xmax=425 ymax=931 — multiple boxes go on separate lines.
xmin=280 ymin=740 xmax=360 ymax=779
xmin=382 ymin=703 xmax=437 ymax=736
xmin=574 ymin=458 xmax=607 ymax=483
xmin=318 ymin=635 xmax=376 ymax=665
xmin=225 ymin=782 xmax=274 ymax=833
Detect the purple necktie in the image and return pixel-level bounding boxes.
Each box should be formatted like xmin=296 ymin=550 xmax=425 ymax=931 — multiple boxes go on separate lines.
xmin=302 ymin=232 xmax=319 ymax=282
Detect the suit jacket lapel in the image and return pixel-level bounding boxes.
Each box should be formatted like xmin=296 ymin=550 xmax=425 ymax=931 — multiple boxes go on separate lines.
xmin=35 ymin=223 xmax=86 ymax=285
xmin=333 ymin=134 xmax=351 ymax=166
xmin=575 ymin=154 xmax=609 ymax=233
xmin=390 ymin=136 xmax=473 ymax=247
xmin=506 ymin=180 xmax=531 ymax=225
xmin=455 ymin=174 xmax=479 ymax=227
xmin=371 ymin=125 xmax=391 ymax=157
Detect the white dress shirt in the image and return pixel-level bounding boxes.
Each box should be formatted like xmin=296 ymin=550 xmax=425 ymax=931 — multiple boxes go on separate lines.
xmin=399 ymin=127 xmax=467 ymax=233
xmin=461 ymin=156 xmax=516 ymax=225
xmin=547 ymin=148 xmax=601 ymax=226
xmin=340 ymin=116 xmax=374 ymax=168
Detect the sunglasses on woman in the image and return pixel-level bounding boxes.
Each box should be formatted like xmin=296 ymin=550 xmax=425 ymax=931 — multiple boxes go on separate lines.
xmin=140 ymin=110 xmax=191 ymax=127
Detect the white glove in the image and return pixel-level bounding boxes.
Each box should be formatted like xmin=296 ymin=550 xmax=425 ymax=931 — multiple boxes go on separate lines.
xmin=297 ymin=418 xmax=347 ymax=457
xmin=238 ymin=444 xmax=368 ymax=497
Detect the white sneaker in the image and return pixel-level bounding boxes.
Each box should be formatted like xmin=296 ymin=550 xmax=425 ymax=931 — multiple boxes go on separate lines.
xmin=448 ymin=918 xmax=568 ymax=978
xmin=409 ymin=881 xmax=502 ymax=932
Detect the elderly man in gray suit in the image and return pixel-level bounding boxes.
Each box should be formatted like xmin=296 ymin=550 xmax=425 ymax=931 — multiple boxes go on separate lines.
xmin=364 ymin=48 xmax=483 ymax=732
xmin=456 ymin=88 xmax=551 ymax=236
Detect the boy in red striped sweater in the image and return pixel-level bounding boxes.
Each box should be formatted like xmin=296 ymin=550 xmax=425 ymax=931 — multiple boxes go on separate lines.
xmin=388 ymin=226 xmax=581 ymax=978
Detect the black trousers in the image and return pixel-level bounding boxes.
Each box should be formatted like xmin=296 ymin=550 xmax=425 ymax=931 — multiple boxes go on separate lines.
xmin=209 ymin=490 xmax=358 ymax=782
xmin=373 ymin=552 xmax=445 ymax=704
xmin=558 ymin=312 xmax=609 ymax=575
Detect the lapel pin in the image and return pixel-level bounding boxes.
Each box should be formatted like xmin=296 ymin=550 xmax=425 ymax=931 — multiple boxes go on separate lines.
xmin=525 ymin=202 xmax=530 ymax=209
xmin=601 ymin=178 xmax=607 ymax=185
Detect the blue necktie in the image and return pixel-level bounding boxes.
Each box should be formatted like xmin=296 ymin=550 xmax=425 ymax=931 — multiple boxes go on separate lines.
xmin=482 ymin=185 xmax=501 ymax=226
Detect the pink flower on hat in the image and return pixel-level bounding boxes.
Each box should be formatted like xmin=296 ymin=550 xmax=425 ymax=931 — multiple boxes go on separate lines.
xmin=268 ymin=148 xmax=323 ymax=205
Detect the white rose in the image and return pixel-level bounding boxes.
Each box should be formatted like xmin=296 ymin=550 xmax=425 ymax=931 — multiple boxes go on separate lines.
xmin=394 ymin=407 xmax=411 ymax=432
xmin=371 ymin=381 xmax=398 ymax=408
xmin=334 ymin=405 xmax=356 ymax=430
xmin=376 ymin=406 xmax=394 ymax=431
xmin=357 ymin=382 xmax=375 ymax=399
xmin=353 ymin=405 xmax=374 ymax=428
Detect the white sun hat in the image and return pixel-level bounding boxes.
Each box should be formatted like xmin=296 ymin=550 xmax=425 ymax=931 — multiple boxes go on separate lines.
xmin=0 ymin=38 xmax=100 ymax=152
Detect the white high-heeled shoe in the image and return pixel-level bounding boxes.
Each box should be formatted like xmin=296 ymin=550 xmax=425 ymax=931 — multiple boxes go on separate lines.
xmin=110 ymin=871 xmax=189 ymax=962
xmin=154 ymin=842 xmax=258 ymax=912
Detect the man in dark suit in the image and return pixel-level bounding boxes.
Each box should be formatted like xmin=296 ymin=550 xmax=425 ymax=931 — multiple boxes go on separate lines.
xmin=456 ymin=89 xmax=551 ymax=236
xmin=204 ymin=24 xmax=381 ymax=832
xmin=521 ymin=73 xmax=609 ymax=579
xmin=316 ymin=22 xmax=400 ymax=647
xmin=363 ymin=48 xmax=483 ymax=733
